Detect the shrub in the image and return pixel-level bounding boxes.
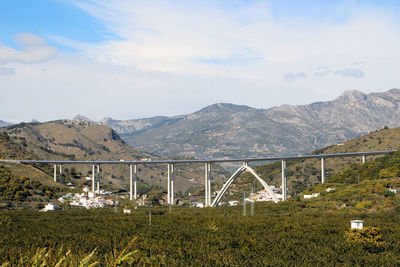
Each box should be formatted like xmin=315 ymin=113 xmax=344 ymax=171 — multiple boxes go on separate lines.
xmin=384 ymin=190 xmax=395 ymax=198
xmin=345 ymin=227 xmax=383 ymax=245
xmin=356 ymin=201 xmax=373 ymax=210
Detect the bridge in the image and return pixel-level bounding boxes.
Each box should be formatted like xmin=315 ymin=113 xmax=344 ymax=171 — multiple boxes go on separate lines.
xmin=0 ymin=150 xmax=395 ymax=207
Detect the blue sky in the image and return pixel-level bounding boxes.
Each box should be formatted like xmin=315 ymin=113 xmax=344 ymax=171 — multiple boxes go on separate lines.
xmin=1 ymin=0 xmax=400 ymax=122
xmin=0 ymin=0 xmax=106 ymax=49
xmin=2 ymin=0 xmax=398 ymax=49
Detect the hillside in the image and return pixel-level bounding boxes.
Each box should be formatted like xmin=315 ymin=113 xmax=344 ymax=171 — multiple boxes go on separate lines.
xmin=228 ymin=126 xmax=400 ymax=199
xmin=0 ymin=120 xmax=227 ymax=197
xmin=101 ymin=89 xmax=400 ymax=159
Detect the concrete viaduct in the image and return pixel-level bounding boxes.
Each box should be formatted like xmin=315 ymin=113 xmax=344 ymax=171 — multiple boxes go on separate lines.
xmin=0 ymin=150 xmax=395 ymax=207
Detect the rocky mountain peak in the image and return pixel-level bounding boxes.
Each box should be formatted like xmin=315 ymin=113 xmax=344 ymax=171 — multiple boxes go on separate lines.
xmin=73 ymin=115 xmax=97 ymax=124
xmin=337 ymin=90 xmax=367 ymax=102
xmin=195 ymin=103 xmax=252 ymax=114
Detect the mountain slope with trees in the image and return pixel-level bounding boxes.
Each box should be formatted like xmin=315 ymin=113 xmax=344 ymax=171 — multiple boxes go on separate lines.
xmin=0 ymin=120 xmax=228 ymax=201
xmin=228 ymin=126 xmax=400 ymax=199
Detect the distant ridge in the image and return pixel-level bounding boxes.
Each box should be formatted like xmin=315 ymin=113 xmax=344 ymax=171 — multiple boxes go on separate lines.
xmin=73 ymin=115 xmax=98 ymax=124
xmin=100 ymin=88 xmax=400 ymax=159
xmin=0 ymin=120 xmax=13 ymax=127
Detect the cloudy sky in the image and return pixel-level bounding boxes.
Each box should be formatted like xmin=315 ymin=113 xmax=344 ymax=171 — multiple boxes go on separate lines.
xmin=0 ymin=0 xmax=399 ymax=122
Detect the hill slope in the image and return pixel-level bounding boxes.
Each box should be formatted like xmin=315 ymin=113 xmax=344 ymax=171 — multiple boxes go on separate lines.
xmin=102 ymin=89 xmax=400 ymax=159
xmin=229 ymin=126 xmax=400 ymax=198
xmin=0 ymin=120 xmax=227 ymax=195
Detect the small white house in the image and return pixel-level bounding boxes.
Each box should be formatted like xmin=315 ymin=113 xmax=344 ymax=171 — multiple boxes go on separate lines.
xmin=350 ymin=220 xmax=364 ymax=230
xmin=123 ymin=208 xmax=131 ymax=214
xmin=228 ymin=200 xmax=239 ymax=206
xmin=192 ymin=202 xmax=204 ymax=208
xmin=303 ymin=193 xmax=320 ymax=199
xmin=44 ymin=203 xmax=59 ymax=211
xmin=88 ymin=191 xmax=96 ymax=198
xmin=389 ymin=189 xmax=398 ymax=194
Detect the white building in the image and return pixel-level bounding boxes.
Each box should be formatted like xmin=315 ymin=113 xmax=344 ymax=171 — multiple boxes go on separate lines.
xmin=44 ymin=203 xmax=59 ymax=211
xmin=192 ymin=202 xmax=204 ymax=208
xmin=350 ymin=220 xmax=364 ymax=230
xmin=228 ymin=200 xmax=239 ymax=206
xmin=255 ymin=190 xmax=281 ymax=202
xmin=123 ymin=208 xmax=131 ymax=214
xmin=303 ymin=193 xmax=320 ymax=199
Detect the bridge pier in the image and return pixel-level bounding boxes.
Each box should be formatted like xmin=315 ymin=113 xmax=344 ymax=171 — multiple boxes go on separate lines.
xmin=281 ymin=160 xmax=287 ymax=201
xmin=321 ymin=158 xmax=325 ymax=184
xmin=92 ymin=165 xmax=95 ymax=192
xmin=59 ymin=165 xmax=63 ymax=183
xmin=96 ymin=165 xmax=100 ymax=194
xmin=204 ymin=163 xmax=208 ymax=206
xmin=130 ymin=164 xmax=138 ymax=200
xmin=208 ymin=163 xmax=211 ymax=206
xmin=170 ymin=164 xmax=174 ymax=205
xmin=54 ymin=164 xmax=57 ymax=182
xmin=167 ymin=164 xmax=174 ymax=204
xmin=130 ymin=164 xmax=133 ymax=200
xmin=134 ymin=165 xmax=138 ymax=200
xmin=204 ymin=163 xmax=212 ymax=206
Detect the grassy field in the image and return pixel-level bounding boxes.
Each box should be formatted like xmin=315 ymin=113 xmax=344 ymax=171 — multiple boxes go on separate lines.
xmin=1 ymin=200 xmax=400 ymax=266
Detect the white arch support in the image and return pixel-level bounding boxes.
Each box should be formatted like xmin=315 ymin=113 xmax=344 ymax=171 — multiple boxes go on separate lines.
xmin=211 ymin=164 xmax=279 ymax=207
xmin=244 ymin=165 xmax=279 ymax=203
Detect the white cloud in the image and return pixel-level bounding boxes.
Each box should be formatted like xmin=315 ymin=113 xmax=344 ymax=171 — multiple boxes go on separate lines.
xmin=0 ymin=67 xmax=15 ymax=76
xmin=283 ymin=73 xmax=295 ymax=82
xmin=60 ymin=2 xmax=400 ymax=77
xmin=2 ymin=1 xmax=400 ymax=122
xmin=0 ymin=33 xmax=57 ymax=64
xmin=334 ymin=68 xmax=365 ymax=78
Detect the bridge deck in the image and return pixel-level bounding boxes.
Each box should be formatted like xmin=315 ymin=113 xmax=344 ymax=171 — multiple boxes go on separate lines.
xmin=0 ymin=150 xmax=395 ymax=165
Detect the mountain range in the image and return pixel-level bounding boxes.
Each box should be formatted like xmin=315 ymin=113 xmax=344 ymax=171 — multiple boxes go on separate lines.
xmin=99 ymin=89 xmax=400 ymax=159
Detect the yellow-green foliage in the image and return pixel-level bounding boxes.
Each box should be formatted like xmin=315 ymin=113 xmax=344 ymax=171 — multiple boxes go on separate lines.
xmin=0 ymin=216 xmax=11 ymax=227
xmin=356 ymin=201 xmax=373 ymax=210
xmin=345 ymin=227 xmax=383 ymax=245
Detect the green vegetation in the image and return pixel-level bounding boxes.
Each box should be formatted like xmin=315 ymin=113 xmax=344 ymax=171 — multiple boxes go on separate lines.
xmin=234 ymin=127 xmax=400 ymax=198
xmin=1 ymin=200 xmax=400 ymax=265
xmin=331 ymin=150 xmax=400 ymax=184
xmin=0 ymin=166 xmax=60 ymax=203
